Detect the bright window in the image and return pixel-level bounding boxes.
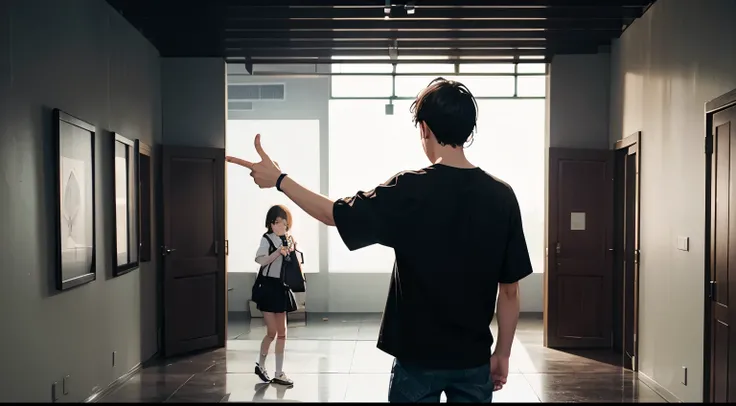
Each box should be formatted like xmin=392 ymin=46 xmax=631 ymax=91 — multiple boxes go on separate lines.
xmin=394 ymin=75 xmax=517 ymax=98
xmin=328 ymin=100 xmax=429 ymax=273
xmin=226 ymin=120 xmax=321 ymax=273
xmin=331 ymin=75 xmax=393 ymax=98
xmin=327 ymin=99 xmax=546 ymax=274
xmin=467 ymin=100 xmax=546 ymax=273
xmin=517 ymin=63 xmax=547 ymax=74
xmin=459 ymin=63 xmax=515 ymax=74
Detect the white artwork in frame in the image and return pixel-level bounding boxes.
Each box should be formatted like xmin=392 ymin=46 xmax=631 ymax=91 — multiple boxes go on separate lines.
xmin=55 ymin=109 xmax=96 ymax=291
xmin=112 ymin=133 xmax=139 ymax=277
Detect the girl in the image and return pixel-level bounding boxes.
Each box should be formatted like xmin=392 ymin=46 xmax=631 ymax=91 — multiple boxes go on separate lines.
xmin=253 ymin=204 xmax=296 ymax=386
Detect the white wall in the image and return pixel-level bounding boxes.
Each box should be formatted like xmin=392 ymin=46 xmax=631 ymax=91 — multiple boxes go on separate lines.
xmin=609 ymin=0 xmax=736 ymax=401
xmin=225 ymin=64 xmax=543 ymax=314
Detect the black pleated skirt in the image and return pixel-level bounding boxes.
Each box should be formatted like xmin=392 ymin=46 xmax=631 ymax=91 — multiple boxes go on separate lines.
xmin=255 ymin=276 xmax=297 ymax=314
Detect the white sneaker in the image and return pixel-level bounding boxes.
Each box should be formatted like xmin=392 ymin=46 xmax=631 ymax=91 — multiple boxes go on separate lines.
xmin=271 ymin=372 xmax=294 ymax=386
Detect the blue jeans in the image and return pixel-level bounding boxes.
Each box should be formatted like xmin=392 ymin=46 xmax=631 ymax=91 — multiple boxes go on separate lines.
xmin=388 ymin=359 xmax=494 ymax=403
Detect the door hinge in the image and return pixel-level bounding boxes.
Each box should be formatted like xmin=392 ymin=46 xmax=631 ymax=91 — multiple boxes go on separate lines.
xmin=710 ymin=280 xmax=717 ymax=300
xmin=633 ymin=333 xmax=637 ymax=344
xmin=705 ymin=135 xmax=714 ymax=155
xmin=633 ymin=250 xmax=640 ymax=264
xmin=225 ymin=239 xmax=229 ymax=256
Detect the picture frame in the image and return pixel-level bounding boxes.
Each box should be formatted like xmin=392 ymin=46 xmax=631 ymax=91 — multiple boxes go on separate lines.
xmin=112 ymin=133 xmax=139 ymax=276
xmin=53 ymin=109 xmax=97 ymax=291
xmin=135 ymin=140 xmax=153 ymax=263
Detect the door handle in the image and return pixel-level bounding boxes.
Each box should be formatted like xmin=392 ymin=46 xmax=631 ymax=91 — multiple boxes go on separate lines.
xmin=710 ymin=280 xmax=717 ymax=301
xmin=162 ymin=246 xmax=177 ymax=256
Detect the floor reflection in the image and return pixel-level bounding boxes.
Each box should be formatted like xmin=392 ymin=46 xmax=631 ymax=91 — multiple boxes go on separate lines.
xmin=98 ymin=313 xmax=667 ymax=403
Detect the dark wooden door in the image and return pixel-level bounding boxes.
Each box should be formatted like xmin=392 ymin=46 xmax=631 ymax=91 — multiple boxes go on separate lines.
xmin=162 ymin=146 xmax=226 ymax=357
xmin=546 ymin=148 xmax=613 ymax=349
xmin=622 ymin=145 xmax=640 ymax=370
xmin=710 ymin=104 xmax=736 ymax=402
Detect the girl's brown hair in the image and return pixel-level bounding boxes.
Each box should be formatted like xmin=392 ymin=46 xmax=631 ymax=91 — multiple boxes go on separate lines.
xmin=265 ymin=205 xmax=292 ymax=232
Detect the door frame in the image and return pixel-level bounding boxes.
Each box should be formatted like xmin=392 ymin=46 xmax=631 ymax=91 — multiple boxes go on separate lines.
xmin=613 ymin=131 xmax=641 ymax=372
xmin=704 ymin=88 xmax=736 ymax=403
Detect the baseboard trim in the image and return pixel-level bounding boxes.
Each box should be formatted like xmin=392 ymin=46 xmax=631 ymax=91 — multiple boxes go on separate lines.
xmin=83 ymin=353 xmax=156 ymax=403
xmin=638 ymin=372 xmax=682 ymax=403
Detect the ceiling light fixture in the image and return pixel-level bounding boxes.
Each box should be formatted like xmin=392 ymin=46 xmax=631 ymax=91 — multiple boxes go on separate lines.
xmin=405 ymin=1 xmax=416 ymax=15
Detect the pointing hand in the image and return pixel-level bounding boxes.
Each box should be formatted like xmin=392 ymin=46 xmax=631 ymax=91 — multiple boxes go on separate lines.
xmin=226 ymin=134 xmax=282 ymax=189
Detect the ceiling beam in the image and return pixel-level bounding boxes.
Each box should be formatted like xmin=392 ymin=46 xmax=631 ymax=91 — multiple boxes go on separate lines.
xmin=223 ymin=19 xmax=624 ymax=31
xmin=223 ymin=48 xmax=558 ymax=57
xmin=222 ymin=0 xmax=652 ymax=7
xmin=222 ymin=6 xmax=643 ymax=20
xmin=223 ymin=39 xmax=554 ymax=48
xmin=223 ymin=57 xmax=553 ymax=64
xmin=223 ymin=29 xmax=621 ymax=40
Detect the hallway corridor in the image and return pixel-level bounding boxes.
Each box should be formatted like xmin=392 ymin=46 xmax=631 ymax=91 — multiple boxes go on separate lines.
xmin=98 ymin=314 xmax=667 ymax=403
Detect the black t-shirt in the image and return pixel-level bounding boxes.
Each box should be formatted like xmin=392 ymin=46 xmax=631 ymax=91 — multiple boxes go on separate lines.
xmin=332 ymin=163 xmax=533 ymax=370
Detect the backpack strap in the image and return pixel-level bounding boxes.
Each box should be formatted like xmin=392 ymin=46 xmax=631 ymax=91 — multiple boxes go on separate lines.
xmin=263 ymin=233 xmax=278 ymax=253
xmin=258 ymin=233 xmax=279 ymax=278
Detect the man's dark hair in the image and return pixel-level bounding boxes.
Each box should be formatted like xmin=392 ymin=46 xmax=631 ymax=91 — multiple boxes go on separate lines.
xmin=265 ymin=204 xmax=292 ymax=232
xmin=410 ymin=77 xmax=478 ymax=148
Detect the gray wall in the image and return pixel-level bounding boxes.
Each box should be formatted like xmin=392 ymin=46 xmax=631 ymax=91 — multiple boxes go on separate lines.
xmin=548 ymin=53 xmax=611 ymax=149
xmin=225 ymin=64 xmax=543 ymax=313
xmin=609 ymin=0 xmax=736 ymax=401
xmin=162 ymin=58 xmax=226 ymax=148
xmin=0 ymin=0 xmax=161 ymax=402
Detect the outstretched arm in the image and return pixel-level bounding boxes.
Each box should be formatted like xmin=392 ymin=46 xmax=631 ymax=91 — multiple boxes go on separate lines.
xmin=279 ymin=176 xmax=335 ymax=226
xmin=225 ymin=135 xmax=336 ymax=227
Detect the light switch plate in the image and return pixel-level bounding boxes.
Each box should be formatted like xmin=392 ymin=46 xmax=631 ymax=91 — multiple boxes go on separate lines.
xmin=677 ymin=236 xmax=690 ymax=252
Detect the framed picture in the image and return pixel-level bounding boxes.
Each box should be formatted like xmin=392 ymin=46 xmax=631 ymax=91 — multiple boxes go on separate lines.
xmin=53 ymin=109 xmax=97 ymax=291
xmin=112 ymin=133 xmax=139 ymax=276
xmin=135 ymin=140 xmax=153 ymax=263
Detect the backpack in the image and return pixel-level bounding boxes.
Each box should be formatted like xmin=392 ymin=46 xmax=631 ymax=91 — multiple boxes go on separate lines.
xmin=251 ymin=234 xmax=307 ymax=305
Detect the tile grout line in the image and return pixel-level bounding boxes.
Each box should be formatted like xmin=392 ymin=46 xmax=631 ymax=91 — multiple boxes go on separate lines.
xmin=516 ymin=371 xmax=543 ymax=403
xmin=163 ymin=373 xmax=197 ymax=403
xmin=343 ymin=339 xmax=361 ymax=401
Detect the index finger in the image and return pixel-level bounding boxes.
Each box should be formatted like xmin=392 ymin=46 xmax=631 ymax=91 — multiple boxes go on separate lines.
xmin=227 ymin=156 xmax=255 ymax=169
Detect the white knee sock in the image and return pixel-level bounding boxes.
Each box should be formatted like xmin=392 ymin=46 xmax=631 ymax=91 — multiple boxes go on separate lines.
xmin=275 ymin=353 xmax=284 ymax=375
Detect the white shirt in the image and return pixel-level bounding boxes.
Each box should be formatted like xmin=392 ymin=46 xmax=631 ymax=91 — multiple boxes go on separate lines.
xmin=255 ymin=232 xmax=287 ymax=278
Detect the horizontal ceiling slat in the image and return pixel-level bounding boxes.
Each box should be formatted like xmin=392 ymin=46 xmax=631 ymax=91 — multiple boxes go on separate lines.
xmin=222 ymin=6 xmax=641 ymax=19
xmin=104 ymin=0 xmax=654 ymax=63
xmin=222 ymin=0 xmax=651 ymax=7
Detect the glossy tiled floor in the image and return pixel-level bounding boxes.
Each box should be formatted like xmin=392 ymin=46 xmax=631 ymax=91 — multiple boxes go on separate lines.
xmin=99 ymin=313 xmax=667 ymax=403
